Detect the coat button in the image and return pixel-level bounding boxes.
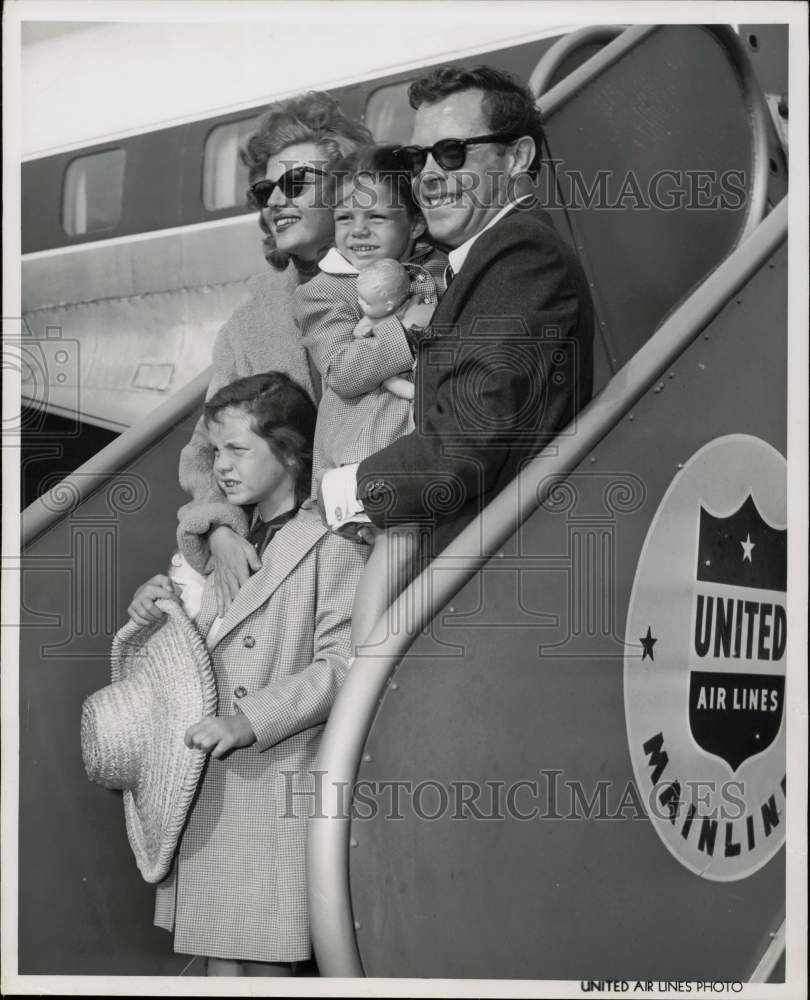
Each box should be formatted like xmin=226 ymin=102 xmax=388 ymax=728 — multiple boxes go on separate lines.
xmin=243 ymin=635 xmax=256 ymax=649
xmin=234 ymin=685 xmax=248 ymax=699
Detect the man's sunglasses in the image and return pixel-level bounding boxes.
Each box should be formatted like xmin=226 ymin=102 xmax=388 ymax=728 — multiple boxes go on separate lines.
xmin=394 ymin=132 xmax=521 ymax=175
xmin=248 ymin=166 xmax=327 ymax=206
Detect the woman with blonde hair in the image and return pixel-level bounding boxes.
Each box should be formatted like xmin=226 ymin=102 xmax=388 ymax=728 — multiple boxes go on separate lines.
xmin=176 ymin=92 xmax=371 ymax=613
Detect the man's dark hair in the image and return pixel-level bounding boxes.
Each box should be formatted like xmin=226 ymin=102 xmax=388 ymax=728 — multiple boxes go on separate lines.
xmin=333 ymin=143 xmax=423 ymax=220
xmin=204 ymin=372 xmax=316 ymax=505
xmin=408 ymin=65 xmax=545 ymax=177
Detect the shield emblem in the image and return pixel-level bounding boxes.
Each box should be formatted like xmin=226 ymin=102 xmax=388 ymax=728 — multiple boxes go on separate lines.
xmin=688 ymin=496 xmax=787 ymax=772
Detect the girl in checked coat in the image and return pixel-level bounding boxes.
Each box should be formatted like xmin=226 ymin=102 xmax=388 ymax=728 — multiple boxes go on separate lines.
xmin=129 ymin=373 xmax=368 ymax=975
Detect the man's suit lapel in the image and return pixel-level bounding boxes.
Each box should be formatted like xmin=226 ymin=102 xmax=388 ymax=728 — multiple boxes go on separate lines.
xmin=428 ymin=201 xmax=540 ymax=334
xmin=204 ymin=511 xmax=327 ymax=652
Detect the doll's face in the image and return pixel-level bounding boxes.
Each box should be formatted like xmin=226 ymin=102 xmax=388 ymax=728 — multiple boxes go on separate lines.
xmin=209 ymin=407 xmax=296 ymax=520
xmin=334 ymin=178 xmax=425 ymax=270
xmin=358 ymin=294 xmax=399 ymax=319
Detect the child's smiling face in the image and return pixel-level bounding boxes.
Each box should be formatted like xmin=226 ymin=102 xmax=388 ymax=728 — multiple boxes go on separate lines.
xmin=209 ymin=406 xmax=296 ymax=519
xmin=334 ymin=177 xmax=425 ymax=270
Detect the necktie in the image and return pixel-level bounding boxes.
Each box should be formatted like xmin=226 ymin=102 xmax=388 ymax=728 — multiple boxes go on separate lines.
xmin=246 ymin=506 xmax=298 ymax=558
xmin=444 ymin=264 xmax=455 ymax=289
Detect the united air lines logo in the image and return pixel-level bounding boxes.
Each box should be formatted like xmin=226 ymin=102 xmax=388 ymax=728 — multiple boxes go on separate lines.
xmin=624 ymin=436 xmax=786 ymax=881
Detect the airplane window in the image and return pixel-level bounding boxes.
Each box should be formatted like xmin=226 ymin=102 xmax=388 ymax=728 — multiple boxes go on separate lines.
xmin=203 ymin=117 xmax=259 ymax=211
xmin=62 ymin=149 xmax=126 ymax=236
xmin=365 ymin=81 xmax=416 ymax=142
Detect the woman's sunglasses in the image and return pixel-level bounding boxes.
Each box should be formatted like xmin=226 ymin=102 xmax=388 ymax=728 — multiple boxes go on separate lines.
xmin=248 ymin=166 xmax=327 ymax=207
xmin=394 ymin=132 xmax=521 ymax=175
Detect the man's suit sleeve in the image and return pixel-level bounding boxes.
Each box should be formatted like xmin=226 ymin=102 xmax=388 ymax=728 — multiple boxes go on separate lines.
xmin=357 ymin=218 xmax=582 ymax=527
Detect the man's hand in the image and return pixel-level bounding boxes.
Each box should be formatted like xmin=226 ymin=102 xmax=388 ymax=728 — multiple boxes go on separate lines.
xmin=352 ymin=316 xmax=375 ymax=339
xmin=394 ymin=295 xmax=436 ymax=332
xmin=185 ymin=713 xmax=256 ymax=759
xmin=209 ymin=525 xmax=261 ymax=617
xmin=128 ymin=575 xmax=179 ymax=626
xmin=382 ymin=374 xmax=415 ymax=399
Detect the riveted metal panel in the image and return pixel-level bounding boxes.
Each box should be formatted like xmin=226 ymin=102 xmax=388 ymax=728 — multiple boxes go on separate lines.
xmin=349 ymin=242 xmax=786 ymax=979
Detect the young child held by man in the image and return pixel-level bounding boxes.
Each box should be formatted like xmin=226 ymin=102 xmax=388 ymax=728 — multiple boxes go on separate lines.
xmin=293 ymin=143 xmax=447 ymax=649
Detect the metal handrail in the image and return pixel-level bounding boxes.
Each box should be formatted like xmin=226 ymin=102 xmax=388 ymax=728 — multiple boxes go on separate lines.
xmin=749 ymin=918 xmax=786 ymax=982
xmin=528 ymin=24 xmax=626 ymax=98
xmin=21 ymin=368 xmax=211 ymax=548
xmin=307 ymin=198 xmax=788 ymax=976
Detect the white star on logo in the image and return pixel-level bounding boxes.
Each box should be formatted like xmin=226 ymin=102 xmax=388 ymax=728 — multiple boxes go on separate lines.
xmin=741 ymin=533 xmax=755 ymax=562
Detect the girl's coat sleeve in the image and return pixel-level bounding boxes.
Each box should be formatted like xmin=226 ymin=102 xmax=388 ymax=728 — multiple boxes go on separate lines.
xmin=236 ymin=535 xmax=368 ymax=752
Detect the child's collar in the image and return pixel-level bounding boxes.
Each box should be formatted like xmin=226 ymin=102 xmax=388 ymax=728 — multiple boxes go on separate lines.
xmin=318 ymin=248 xmax=358 ymax=276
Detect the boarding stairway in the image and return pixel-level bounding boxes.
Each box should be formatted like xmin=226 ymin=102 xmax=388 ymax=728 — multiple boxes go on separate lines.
xmin=18 ymin=25 xmax=788 ymax=978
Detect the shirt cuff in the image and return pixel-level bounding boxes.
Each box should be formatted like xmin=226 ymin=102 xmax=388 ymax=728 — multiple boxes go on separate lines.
xmin=321 ymin=464 xmax=365 ymax=529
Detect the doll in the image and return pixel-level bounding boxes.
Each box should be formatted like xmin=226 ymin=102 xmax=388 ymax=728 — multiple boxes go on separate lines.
xmin=354 ymin=258 xmax=415 ymax=400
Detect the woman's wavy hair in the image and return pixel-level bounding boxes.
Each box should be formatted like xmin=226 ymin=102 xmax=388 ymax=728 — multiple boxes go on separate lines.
xmin=203 ymin=371 xmax=317 ymax=506
xmin=241 ymin=92 xmax=372 ymax=271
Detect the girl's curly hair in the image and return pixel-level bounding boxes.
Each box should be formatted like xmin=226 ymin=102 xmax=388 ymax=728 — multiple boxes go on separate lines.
xmin=241 ymin=92 xmax=372 ymax=271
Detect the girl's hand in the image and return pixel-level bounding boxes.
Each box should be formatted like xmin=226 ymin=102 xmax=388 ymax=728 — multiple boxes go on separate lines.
xmin=128 ymin=575 xmax=179 ymax=626
xmin=382 ymin=375 xmax=415 ymax=400
xmin=209 ymin=525 xmax=261 ymax=617
xmin=352 ymin=316 xmax=374 ymax=339
xmin=185 ymin=713 xmax=256 ymax=759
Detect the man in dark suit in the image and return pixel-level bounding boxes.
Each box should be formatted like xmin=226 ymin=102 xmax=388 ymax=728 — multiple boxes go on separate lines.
xmin=322 ymin=65 xmax=594 ymax=560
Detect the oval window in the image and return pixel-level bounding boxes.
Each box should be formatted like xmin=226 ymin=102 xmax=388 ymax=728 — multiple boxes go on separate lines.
xmin=202 ymin=117 xmax=259 ymax=211
xmin=62 ymin=148 xmax=126 ymax=236
xmin=365 ymin=81 xmax=416 ymax=143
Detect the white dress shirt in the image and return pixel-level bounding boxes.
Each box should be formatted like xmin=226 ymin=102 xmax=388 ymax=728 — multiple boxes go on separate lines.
xmin=446 ymin=194 xmax=534 ymax=276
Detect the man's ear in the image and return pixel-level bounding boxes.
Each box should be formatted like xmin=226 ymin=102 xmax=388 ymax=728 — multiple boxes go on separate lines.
xmin=510 ymin=136 xmax=536 ymax=176
xmin=410 ymin=213 xmax=428 ymax=241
